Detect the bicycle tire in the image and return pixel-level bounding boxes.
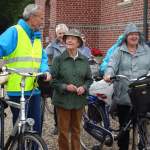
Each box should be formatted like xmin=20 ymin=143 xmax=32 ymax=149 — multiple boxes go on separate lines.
xmin=80 ymin=105 xmax=105 ymax=150
xmin=9 ymin=132 xmax=48 ymax=150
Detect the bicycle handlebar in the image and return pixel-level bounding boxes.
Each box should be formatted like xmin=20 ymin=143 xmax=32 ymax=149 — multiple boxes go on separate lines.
xmin=0 ymin=66 xmax=47 ymax=78
xmin=110 ymin=74 xmax=150 ymax=88
xmin=110 ymin=75 xmax=137 ymax=82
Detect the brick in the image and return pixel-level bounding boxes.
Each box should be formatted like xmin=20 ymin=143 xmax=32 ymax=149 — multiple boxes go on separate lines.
xmin=35 ymin=0 xmax=150 ymax=52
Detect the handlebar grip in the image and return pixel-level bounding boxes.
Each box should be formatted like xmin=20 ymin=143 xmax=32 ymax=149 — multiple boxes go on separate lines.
xmin=93 ymin=76 xmax=102 ymax=81
xmin=110 ymin=76 xmax=116 ymax=80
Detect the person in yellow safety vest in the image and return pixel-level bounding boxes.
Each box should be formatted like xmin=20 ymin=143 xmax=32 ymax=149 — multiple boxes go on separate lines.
xmin=0 ymin=4 xmax=52 ymax=134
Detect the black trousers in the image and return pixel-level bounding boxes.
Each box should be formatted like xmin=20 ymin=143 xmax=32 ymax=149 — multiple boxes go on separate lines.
xmin=117 ymin=104 xmax=131 ymax=150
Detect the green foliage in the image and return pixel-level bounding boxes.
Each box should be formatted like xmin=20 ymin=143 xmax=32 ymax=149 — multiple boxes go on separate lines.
xmin=0 ymin=0 xmax=34 ymax=26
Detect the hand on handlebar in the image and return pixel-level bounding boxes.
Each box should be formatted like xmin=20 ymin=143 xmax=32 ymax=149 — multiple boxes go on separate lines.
xmin=44 ymin=72 xmax=52 ymax=81
xmin=103 ymin=75 xmax=112 ymax=82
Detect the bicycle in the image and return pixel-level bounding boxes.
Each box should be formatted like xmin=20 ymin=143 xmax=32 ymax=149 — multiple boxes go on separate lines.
xmin=0 ymin=66 xmax=48 ymax=150
xmin=80 ymin=74 xmax=150 ymax=150
xmin=80 ymin=77 xmax=118 ymax=150
xmin=110 ymin=74 xmax=150 ymax=150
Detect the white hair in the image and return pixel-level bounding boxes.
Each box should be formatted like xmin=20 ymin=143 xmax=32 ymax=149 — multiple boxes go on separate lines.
xmin=55 ymin=24 xmax=69 ymax=33
xmin=23 ymin=4 xmax=39 ymax=20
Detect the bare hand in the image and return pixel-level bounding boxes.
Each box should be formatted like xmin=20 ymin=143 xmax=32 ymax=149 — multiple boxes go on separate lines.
xmin=66 ymin=84 xmax=77 ymax=92
xmin=77 ymin=86 xmax=85 ymax=95
xmin=103 ymin=75 xmax=111 ymax=82
xmin=44 ymin=72 xmax=52 ymax=81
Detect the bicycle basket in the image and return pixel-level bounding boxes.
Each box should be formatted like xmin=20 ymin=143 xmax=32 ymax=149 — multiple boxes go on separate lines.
xmin=129 ymin=85 xmax=150 ymax=114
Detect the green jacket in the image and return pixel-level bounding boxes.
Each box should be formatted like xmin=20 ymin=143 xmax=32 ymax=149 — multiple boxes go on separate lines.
xmin=51 ymin=50 xmax=93 ymax=109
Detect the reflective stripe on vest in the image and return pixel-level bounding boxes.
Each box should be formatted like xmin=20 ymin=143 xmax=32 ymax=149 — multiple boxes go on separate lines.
xmin=3 ymin=25 xmax=42 ymax=92
xmin=4 ymin=57 xmax=41 ymax=64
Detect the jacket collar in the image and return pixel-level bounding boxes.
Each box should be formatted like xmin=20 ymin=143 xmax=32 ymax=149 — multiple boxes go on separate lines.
xmin=61 ymin=49 xmax=85 ymax=60
xmin=18 ymin=19 xmax=33 ymax=39
xmin=18 ymin=19 xmax=41 ymax=40
xmin=120 ymin=43 xmax=145 ymax=54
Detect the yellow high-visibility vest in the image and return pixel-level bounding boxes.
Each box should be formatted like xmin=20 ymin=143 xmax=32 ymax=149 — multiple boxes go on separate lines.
xmin=3 ymin=25 xmax=42 ymax=92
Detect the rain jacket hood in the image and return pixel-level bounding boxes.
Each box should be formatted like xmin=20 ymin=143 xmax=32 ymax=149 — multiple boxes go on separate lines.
xmin=124 ymin=23 xmax=139 ymax=36
xmin=124 ymin=22 xmax=144 ymax=44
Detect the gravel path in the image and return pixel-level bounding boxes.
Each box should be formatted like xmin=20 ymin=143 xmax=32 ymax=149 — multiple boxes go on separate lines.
xmin=4 ymin=106 xmax=118 ymax=150
xmin=5 ymin=103 xmax=139 ymax=150
xmin=4 ymin=106 xmax=58 ymax=150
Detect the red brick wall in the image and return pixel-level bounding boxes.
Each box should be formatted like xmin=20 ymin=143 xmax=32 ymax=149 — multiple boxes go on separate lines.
xmin=56 ymin=0 xmax=101 ymax=51
xmin=34 ymin=0 xmax=56 ymax=47
xmin=56 ymin=0 xmax=101 ymax=24
xmin=42 ymin=0 xmax=50 ymax=46
xmin=35 ymin=0 xmax=150 ymax=53
xmin=99 ymin=0 xmax=145 ymax=53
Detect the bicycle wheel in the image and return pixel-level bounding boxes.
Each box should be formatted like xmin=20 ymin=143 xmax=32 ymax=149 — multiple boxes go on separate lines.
xmin=80 ymin=105 xmax=105 ymax=150
xmin=9 ymin=132 xmax=48 ymax=150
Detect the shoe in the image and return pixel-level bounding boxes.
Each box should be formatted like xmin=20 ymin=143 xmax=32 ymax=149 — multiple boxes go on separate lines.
xmin=51 ymin=127 xmax=58 ymax=135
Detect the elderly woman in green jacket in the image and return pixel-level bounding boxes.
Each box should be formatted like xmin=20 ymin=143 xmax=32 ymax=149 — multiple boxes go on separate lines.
xmin=51 ymin=29 xmax=93 ymax=150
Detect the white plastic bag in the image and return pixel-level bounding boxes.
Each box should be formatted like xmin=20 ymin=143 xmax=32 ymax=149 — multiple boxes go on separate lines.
xmin=89 ymin=79 xmax=114 ymax=105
